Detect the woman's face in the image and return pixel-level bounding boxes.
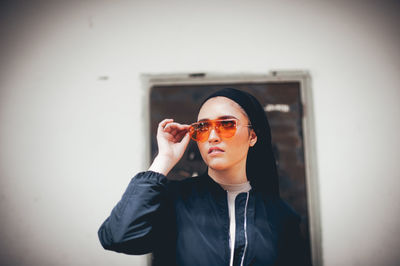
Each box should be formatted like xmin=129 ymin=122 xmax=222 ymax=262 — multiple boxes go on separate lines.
xmin=196 ymin=97 xmax=257 ymax=172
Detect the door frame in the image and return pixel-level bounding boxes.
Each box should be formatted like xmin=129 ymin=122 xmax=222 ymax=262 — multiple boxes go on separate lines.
xmin=141 ymin=70 xmax=322 ymax=266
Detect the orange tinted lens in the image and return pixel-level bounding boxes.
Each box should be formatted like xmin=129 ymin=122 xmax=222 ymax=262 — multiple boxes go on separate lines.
xmin=189 ymin=122 xmax=210 ymax=142
xmin=216 ymin=120 xmax=237 ymax=138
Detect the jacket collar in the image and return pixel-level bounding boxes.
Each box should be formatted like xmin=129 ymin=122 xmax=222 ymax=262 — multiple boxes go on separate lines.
xmin=198 ymin=171 xmax=227 ymax=196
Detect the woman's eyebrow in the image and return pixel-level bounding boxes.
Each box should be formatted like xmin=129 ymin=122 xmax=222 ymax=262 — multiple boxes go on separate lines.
xmin=198 ymin=115 xmax=238 ymax=122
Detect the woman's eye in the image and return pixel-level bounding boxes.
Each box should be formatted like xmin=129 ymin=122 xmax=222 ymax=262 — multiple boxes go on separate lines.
xmin=220 ymin=120 xmax=235 ymax=128
xmin=197 ymin=122 xmax=209 ymax=131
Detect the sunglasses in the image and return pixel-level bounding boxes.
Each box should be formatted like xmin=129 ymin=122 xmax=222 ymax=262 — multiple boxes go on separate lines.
xmin=189 ymin=118 xmax=252 ymax=142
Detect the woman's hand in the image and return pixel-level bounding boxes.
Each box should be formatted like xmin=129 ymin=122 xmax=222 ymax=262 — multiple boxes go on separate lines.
xmin=149 ymin=119 xmax=191 ymax=176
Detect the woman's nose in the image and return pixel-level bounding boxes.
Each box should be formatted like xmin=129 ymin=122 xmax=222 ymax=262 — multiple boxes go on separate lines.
xmin=208 ymin=128 xmax=221 ymax=143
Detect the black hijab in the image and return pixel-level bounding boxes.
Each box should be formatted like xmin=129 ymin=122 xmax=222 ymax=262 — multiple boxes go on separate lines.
xmin=202 ymin=88 xmax=280 ymax=197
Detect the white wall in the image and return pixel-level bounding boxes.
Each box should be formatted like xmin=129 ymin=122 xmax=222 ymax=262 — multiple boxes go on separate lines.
xmin=1 ymin=1 xmax=399 ymax=265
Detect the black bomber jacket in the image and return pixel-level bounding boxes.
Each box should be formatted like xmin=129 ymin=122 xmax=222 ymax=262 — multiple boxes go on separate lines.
xmin=98 ymin=171 xmax=305 ymax=266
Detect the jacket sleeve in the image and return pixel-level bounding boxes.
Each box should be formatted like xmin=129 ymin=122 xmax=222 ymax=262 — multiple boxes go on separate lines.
xmin=98 ymin=171 xmax=170 ymax=255
xmin=276 ymin=212 xmax=310 ymax=266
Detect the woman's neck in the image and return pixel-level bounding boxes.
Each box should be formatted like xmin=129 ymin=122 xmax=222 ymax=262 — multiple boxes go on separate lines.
xmin=207 ymin=162 xmax=248 ymax=185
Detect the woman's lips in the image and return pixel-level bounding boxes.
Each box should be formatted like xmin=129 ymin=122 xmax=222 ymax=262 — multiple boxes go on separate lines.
xmin=208 ymin=147 xmax=225 ymax=154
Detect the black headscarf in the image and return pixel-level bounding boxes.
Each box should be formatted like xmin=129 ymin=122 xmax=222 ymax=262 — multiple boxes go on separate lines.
xmin=202 ymin=88 xmax=280 ymax=197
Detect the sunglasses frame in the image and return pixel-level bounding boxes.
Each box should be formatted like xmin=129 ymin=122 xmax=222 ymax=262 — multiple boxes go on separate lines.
xmin=189 ymin=118 xmax=252 ymax=142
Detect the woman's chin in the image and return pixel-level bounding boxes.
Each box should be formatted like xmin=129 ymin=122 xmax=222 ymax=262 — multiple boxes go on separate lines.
xmin=207 ymin=159 xmax=229 ymax=171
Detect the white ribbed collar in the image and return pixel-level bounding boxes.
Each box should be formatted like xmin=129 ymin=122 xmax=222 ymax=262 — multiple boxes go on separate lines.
xmin=218 ymin=181 xmax=251 ymax=193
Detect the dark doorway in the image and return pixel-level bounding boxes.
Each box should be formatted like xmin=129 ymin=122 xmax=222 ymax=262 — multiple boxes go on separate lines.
xmin=149 ymin=81 xmax=312 ymax=265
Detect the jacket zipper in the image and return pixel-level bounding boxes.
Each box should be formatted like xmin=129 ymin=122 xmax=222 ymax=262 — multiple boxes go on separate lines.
xmin=240 ymin=192 xmax=250 ymax=266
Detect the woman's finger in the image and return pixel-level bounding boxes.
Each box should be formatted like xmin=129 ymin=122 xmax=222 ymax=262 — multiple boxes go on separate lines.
xmin=175 ymin=129 xmax=189 ymax=142
xmin=163 ymin=122 xmax=178 ymax=130
xmin=165 ymin=122 xmax=189 ymax=129
xmin=178 ymin=131 xmax=191 ymax=148
xmin=158 ymin=119 xmax=174 ymax=130
xmin=163 ymin=122 xmax=188 ymax=132
xmin=175 ymin=124 xmax=190 ymax=130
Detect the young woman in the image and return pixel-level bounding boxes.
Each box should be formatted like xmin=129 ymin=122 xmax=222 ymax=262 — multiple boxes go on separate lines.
xmin=98 ymin=88 xmax=304 ymax=266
